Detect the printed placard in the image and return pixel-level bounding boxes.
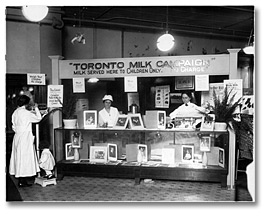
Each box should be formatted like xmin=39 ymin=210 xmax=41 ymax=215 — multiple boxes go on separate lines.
xmin=155 ymin=85 xmax=170 ymax=108
xmin=124 ymin=76 xmax=138 ymax=92
xmin=195 ymin=74 xmax=209 ymax=91
xmin=73 ymin=77 xmax=85 ymax=93
xmin=27 ymin=73 xmax=46 ymax=85
xmin=224 ymin=79 xmax=243 ymax=103
xmin=47 ymin=85 xmax=63 ymax=107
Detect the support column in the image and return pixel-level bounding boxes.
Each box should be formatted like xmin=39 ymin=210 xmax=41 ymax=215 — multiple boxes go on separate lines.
xmin=49 ymin=55 xmax=64 ymax=161
xmin=228 ymin=48 xmax=241 ymax=79
xmin=228 ymin=128 xmax=236 ymax=190
xmin=49 ymin=55 xmax=64 ymax=127
xmin=227 ymin=48 xmax=240 ymax=190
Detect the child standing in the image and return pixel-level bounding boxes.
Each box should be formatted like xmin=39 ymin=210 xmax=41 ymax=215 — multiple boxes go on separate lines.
xmin=39 ymin=140 xmax=55 ymax=179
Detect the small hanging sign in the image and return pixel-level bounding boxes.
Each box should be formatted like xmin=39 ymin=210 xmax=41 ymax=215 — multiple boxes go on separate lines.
xmin=27 ymin=73 xmax=46 ymax=85
xmin=73 ymin=78 xmax=85 ymax=93
xmin=155 ymin=85 xmax=170 ymax=108
xmin=124 ymin=76 xmax=137 ymax=92
xmin=195 ymin=74 xmax=209 ymax=91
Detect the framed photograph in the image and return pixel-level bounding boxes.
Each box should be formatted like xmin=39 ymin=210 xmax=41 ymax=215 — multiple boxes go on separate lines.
xmin=175 ymin=76 xmax=194 ymax=90
xmin=114 ymin=115 xmax=129 ymax=129
xmin=89 ymin=146 xmax=108 ymax=163
xmin=128 ymin=113 xmax=144 ymax=129
xmin=170 ymin=93 xmax=183 ymax=104
xmin=65 ymin=143 xmax=74 ymax=160
xmin=108 ymin=143 xmax=117 ymax=161
xmin=181 ymin=145 xmax=194 ymax=163
xmin=174 ymin=117 xmax=197 ymax=130
xmin=218 ymin=148 xmax=225 ymax=168
xmin=194 ymin=154 xmax=202 ymax=163
xmin=157 ymin=111 xmax=166 ymax=129
xmin=71 ymin=131 xmax=82 ymax=148
xmin=200 ymin=114 xmax=215 ymax=131
xmin=200 ymin=136 xmax=211 ymax=152
xmin=83 ymin=110 xmax=97 ymax=128
xmin=137 ymin=144 xmax=148 ymax=163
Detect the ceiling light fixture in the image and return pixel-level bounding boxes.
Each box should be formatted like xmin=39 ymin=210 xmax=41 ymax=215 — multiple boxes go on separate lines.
xmin=243 ymin=29 xmax=254 ymax=55
xmin=88 ymin=78 xmax=99 ymax=83
xmin=157 ymin=7 xmax=175 ymax=52
xmin=22 ymin=5 xmax=49 ymax=22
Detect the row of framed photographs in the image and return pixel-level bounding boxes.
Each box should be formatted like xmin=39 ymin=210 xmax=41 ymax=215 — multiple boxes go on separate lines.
xmin=66 ymin=143 xmax=149 ymax=164
xmin=175 ymin=144 xmax=225 ymax=168
xmin=66 ymin=142 xmax=224 ymax=168
xmin=174 ymin=114 xmax=216 ymax=131
xmin=66 ymin=143 xmax=119 ymax=162
xmin=83 ymin=110 xmax=146 ymax=129
xmin=83 ymin=110 xmax=218 ymax=131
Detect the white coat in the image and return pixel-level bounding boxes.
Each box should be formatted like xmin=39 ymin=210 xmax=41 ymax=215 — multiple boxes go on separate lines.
xmin=98 ymin=106 xmax=119 ymax=127
xmin=39 ymin=149 xmax=55 ymax=171
xmin=9 ymin=106 xmax=42 ymax=178
xmin=169 ymin=102 xmax=205 ymax=119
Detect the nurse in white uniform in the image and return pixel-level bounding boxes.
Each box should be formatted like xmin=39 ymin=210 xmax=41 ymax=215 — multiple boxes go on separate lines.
xmin=98 ymin=95 xmax=119 ymax=127
xmin=9 ymin=95 xmax=42 ymax=187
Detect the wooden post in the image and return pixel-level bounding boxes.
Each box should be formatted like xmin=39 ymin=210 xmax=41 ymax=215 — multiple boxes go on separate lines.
xmin=49 ymin=55 xmax=64 ymax=162
xmin=228 ymin=48 xmax=241 ymax=79
xmin=227 ymin=49 xmax=240 ymax=190
xmin=228 ymin=128 xmax=236 ymax=189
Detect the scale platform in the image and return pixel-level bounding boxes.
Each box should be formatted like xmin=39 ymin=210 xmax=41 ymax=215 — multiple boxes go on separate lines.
xmin=34 ymin=177 xmax=57 ymax=187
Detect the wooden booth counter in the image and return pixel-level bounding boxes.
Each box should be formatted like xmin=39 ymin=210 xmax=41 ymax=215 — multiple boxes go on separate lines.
xmin=54 ymin=127 xmax=229 ymax=188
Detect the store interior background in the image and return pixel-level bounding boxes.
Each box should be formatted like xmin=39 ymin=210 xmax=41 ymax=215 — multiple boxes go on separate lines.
xmin=5 ymin=6 xmax=254 ymax=172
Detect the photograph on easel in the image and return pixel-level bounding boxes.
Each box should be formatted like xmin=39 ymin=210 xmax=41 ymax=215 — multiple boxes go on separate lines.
xmin=200 ymin=136 xmax=211 ymax=152
xmin=128 ymin=113 xmax=144 ymax=129
xmin=108 ymin=143 xmax=117 ymax=162
xmin=71 ymin=131 xmax=82 ymax=148
xmin=200 ymin=114 xmax=215 ymax=131
xmin=65 ymin=143 xmax=74 ymax=160
xmin=181 ymin=145 xmax=194 ymax=163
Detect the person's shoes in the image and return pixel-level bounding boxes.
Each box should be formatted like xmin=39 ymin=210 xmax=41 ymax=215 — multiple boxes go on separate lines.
xmin=143 ymin=179 xmax=154 ymax=184
xmin=44 ymin=174 xmax=55 ymax=179
xmin=18 ymin=182 xmax=32 ymax=188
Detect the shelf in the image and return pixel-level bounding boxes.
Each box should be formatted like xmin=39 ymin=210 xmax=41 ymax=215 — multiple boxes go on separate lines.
xmin=56 ymin=160 xmax=227 ymax=187
xmin=54 ymin=128 xmax=229 ymax=187
xmin=55 ymin=127 xmax=228 ymax=134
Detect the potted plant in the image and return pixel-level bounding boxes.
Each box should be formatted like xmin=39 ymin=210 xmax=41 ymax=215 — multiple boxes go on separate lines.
xmin=61 ymin=95 xmax=78 ymax=128
xmin=41 ymin=95 xmax=78 ymax=129
xmin=204 ymin=86 xmax=242 ymax=131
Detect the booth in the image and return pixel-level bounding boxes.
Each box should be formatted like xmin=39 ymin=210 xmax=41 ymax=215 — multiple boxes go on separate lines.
xmin=50 ymin=49 xmax=241 ymax=189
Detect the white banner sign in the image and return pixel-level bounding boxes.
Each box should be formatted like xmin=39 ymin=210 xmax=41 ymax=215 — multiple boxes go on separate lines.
xmin=59 ymin=55 xmax=230 ymax=79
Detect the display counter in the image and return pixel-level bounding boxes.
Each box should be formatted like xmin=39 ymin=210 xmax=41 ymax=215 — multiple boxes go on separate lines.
xmin=54 ymin=127 xmax=229 ymax=187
